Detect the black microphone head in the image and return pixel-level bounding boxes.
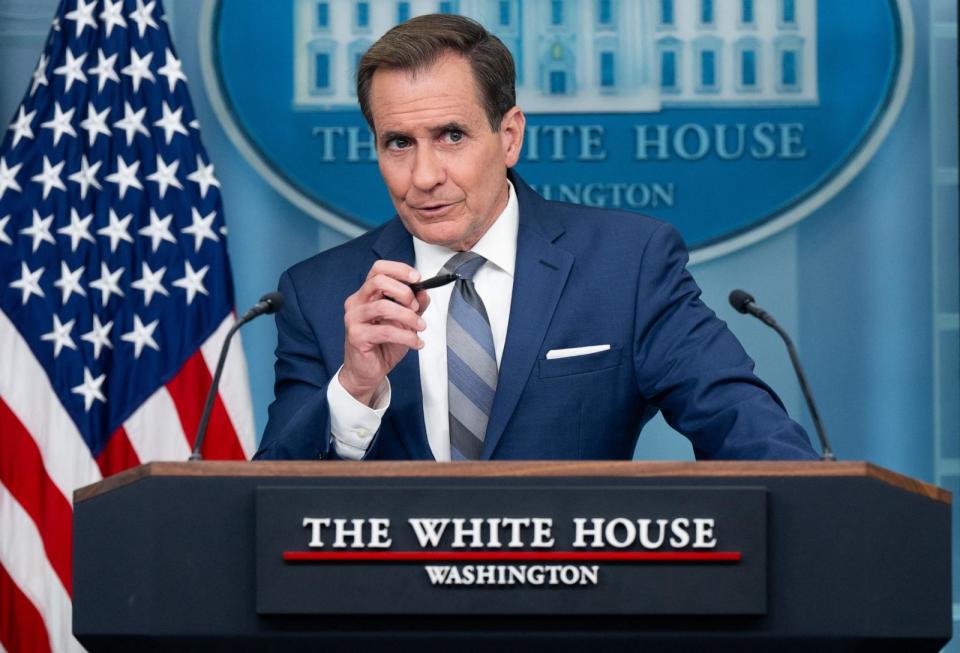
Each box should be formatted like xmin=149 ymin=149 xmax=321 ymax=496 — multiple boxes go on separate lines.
xmin=728 ymin=289 xmax=755 ymax=314
xmin=259 ymin=292 xmax=284 ymax=314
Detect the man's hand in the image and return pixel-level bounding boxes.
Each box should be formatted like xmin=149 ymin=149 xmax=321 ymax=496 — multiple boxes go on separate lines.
xmin=340 ymin=260 xmax=430 ymax=406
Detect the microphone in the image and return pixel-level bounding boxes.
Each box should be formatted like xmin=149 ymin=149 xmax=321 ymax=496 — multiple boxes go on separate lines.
xmin=238 ymin=291 xmax=284 ymax=325
xmin=189 ymin=292 xmax=285 ymax=461
xmin=729 ymin=289 xmax=776 ymax=327
xmin=728 ymin=289 xmax=836 ymax=461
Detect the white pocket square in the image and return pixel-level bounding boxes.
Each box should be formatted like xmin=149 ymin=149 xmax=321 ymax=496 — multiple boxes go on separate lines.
xmin=545 ymin=344 xmax=611 ymax=360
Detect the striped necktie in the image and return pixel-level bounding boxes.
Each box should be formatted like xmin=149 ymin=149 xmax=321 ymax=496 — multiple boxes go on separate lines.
xmin=442 ymin=252 xmax=497 ymax=460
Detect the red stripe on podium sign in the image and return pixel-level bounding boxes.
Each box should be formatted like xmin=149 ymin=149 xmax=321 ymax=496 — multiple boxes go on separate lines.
xmin=283 ymin=551 xmax=742 ymax=562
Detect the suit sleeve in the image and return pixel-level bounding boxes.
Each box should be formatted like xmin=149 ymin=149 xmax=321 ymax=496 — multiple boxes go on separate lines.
xmin=632 ymin=223 xmax=818 ymax=460
xmin=254 ymin=269 xmax=335 ymax=460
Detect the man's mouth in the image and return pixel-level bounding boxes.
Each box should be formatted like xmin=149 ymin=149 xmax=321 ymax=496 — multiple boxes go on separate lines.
xmin=411 ymin=201 xmax=459 ymax=218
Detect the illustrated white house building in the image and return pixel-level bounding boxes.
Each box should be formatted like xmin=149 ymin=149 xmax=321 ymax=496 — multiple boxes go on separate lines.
xmin=293 ymin=0 xmax=818 ymax=113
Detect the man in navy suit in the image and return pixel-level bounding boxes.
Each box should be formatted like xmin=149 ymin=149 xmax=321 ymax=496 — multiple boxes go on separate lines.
xmin=255 ymin=14 xmax=817 ymax=462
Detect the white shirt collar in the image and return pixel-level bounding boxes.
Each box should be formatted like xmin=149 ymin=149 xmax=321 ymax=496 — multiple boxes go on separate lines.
xmin=412 ymin=180 xmax=518 ymax=278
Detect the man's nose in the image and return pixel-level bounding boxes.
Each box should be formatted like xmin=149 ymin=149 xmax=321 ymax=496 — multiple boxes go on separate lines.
xmin=410 ymin=145 xmax=445 ymax=190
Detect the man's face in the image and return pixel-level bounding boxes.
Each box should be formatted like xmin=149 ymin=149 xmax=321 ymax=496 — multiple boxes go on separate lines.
xmin=368 ymin=52 xmax=525 ymax=251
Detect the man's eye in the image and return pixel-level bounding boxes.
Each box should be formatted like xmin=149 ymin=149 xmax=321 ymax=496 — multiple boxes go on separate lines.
xmin=387 ymin=137 xmax=410 ymax=150
xmin=446 ymin=130 xmax=464 ymax=143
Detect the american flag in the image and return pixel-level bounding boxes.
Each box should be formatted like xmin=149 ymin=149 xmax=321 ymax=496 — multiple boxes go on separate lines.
xmin=0 ymin=0 xmax=255 ymax=650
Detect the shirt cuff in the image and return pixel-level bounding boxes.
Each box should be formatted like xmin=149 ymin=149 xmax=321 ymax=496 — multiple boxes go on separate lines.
xmin=327 ymin=366 xmax=391 ymax=459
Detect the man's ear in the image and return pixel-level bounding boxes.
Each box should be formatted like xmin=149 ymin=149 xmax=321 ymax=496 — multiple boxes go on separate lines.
xmin=500 ymin=106 xmax=525 ymax=168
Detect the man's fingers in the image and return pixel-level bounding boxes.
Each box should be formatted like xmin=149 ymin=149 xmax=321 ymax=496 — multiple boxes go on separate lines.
xmin=365 ymin=260 xmax=420 ymax=283
xmin=340 ymin=261 xmax=425 ymax=403
xmin=344 ymin=274 xmax=417 ymax=313
xmin=350 ymin=299 xmax=426 ymax=332
xmin=349 ymin=323 xmax=423 ymax=351
xmin=414 ymin=289 xmax=430 ymax=315
xmin=357 ymin=273 xmax=420 ymax=308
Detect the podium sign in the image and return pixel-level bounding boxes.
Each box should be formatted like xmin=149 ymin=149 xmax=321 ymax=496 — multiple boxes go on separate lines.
xmin=72 ymin=461 xmax=952 ymax=651
xmin=256 ymin=485 xmax=767 ymax=615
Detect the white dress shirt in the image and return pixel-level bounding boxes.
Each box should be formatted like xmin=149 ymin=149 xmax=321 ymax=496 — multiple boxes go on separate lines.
xmin=327 ymin=182 xmax=519 ymax=460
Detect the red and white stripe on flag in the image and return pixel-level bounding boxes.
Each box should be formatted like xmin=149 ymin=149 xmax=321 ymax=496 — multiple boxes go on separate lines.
xmin=0 ymin=0 xmax=256 ymax=650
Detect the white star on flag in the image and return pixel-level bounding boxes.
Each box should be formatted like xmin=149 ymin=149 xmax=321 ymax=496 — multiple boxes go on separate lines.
xmin=8 ymin=105 xmax=36 ymax=147
xmin=0 ymin=215 xmax=11 ymax=245
xmin=71 ymin=367 xmax=107 ymax=412
xmin=31 ymin=156 xmax=67 ymax=199
xmin=41 ymin=314 xmax=78 ymax=358
xmin=113 ymin=101 xmax=149 ymax=146
xmin=153 ymin=102 xmax=188 ymax=144
xmin=121 ymin=314 xmax=160 ymax=358
xmin=30 ymin=53 xmax=49 ymax=95
xmin=173 ymin=261 xmax=210 ymax=305
xmin=129 ymin=0 xmax=159 ymax=37
xmin=157 ymin=47 xmax=187 ymax=91
xmin=57 ymin=208 xmax=96 ymax=251
xmin=89 ymin=261 xmax=125 ymax=306
xmin=20 ymin=209 xmax=56 ymax=252
xmin=68 ymin=154 xmax=103 ymax=199
xmin=122 ymin=48 xmax=155 ymax=92
xmin=99 ymin=0 xmax=127 ymax=36
xmin=81 ymin=315 xmax=114 ymax=359
xmin=53 ymin=261 xmax=87 ymax=304
xmin=138 ymin=209 xmax=177 ymax=252
xmin=0 ymin=158 xmax=23 ymax=199
xmin=64 ymin=0 xmax=98 ymax=37
xmin=88 ymin=48 xmax=120 ymax=93
xmin=40 ymin=103 xmax=77 ymax=146
xmin=146 ymin=154 xmax=182 ymax=198
xmin=131 ymin=261 xmax=169 ymax=306
xmin=137 ymin=209 xmax=177 ymax=252
xmin=187 ymin=154 xmax=220 ymax=198
xmin=105 ymin=155 xmax=143 ymax=199
xmin=182 ymin=207 xmax=220 ymax=252
xmin=53 ymin=48 xmax=88 ymax=92
xmin=97 ymin=208 xmax=135 ymax=252
xmin=80 ymin=102 xmax=111 ymax=146
xmin=8 ymin=261 xmax=45 ymax=304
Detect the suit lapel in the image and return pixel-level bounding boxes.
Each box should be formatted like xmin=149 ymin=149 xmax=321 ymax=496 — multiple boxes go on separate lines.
xmin=372 ymin=220 xmax=434 ymax=460
xmin=482 ymin=181 xmax=574 ymax=459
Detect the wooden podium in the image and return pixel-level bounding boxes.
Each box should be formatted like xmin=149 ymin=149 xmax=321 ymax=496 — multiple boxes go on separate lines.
xmin=73 ymin=461 xmax=952 ymax=651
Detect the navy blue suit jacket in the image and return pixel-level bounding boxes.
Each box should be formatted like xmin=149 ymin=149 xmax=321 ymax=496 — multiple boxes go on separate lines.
xmin=255 ymin=173 xmax=817 ymax=461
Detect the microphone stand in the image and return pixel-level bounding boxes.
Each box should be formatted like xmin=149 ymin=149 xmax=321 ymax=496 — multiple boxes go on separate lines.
xmin=729 ymin=290 xmax=836 ymax=461
xmin=190 ymin=293 xmax=284 ymax=461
